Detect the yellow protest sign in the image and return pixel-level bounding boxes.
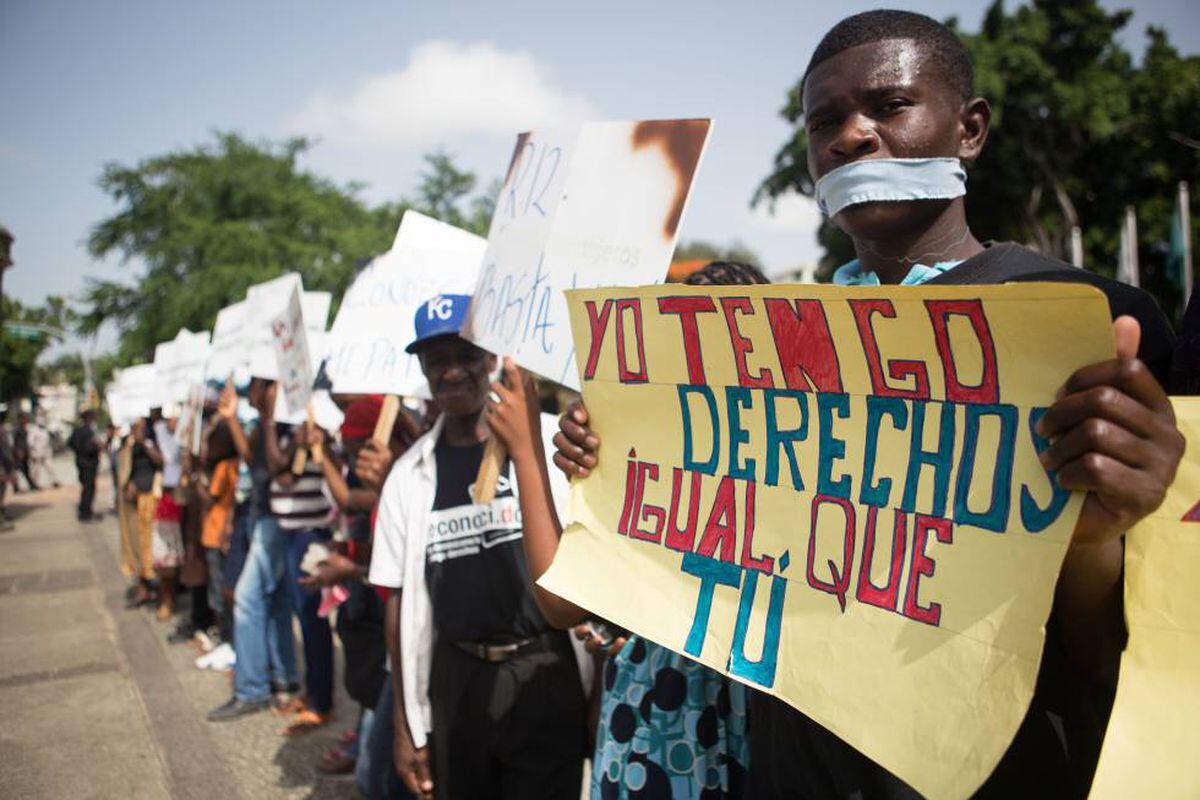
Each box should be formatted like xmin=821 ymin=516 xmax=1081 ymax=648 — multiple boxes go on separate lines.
xmin=539 ymin=282 xmax=1114 ymax=800
xmin=1089 ymin=397 xmax=1200 ymax=799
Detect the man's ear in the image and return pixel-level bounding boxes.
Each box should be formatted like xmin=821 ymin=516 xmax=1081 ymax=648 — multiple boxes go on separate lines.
xmin=958 ymin=97 xmax=991 ymax=163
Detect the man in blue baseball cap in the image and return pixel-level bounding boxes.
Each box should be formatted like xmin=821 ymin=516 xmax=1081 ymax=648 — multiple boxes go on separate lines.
xmin=369 ymin=294 xmax=588 ymax=800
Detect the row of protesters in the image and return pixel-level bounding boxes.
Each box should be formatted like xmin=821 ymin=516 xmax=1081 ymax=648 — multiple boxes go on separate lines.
xmin=207 ymin=378 xmax=304 ymax=720
xmin=542 ymin=11 xmax=1186 ymax=800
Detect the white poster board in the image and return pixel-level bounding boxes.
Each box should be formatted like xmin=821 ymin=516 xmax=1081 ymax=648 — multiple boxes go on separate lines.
xmin=325 ymin=210 xmax=486 ymax=396
xmin=169 ymin=329 xmax=211 ymax=403
xmin=463 ymin=119 xmax=712 ymax=387
xmin=243 ymin=273 xmax=330 ymax=381
xmin=206 ymin=301 xmax=248 ymax=384
xmin=270 ymin=285 xmax=313 ymax=417
xmin=152 ymin=341 xmax=178 ymax=411
xmin=109 ymin=364 xmax=160 ymax=424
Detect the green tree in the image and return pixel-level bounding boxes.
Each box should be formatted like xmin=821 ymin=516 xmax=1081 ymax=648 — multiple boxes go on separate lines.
xmin=757 ymin=0 xmax=1200 ymax=316
xmin=1 ymin=294 xmax=76 ymax=402
xmin=672 ymin=239 xmax=762 ymax=266
xmin=410 ymin=152 xmax=498 ymax=235
xmin=83 ymin=135 xmax=500 ymax=362
xmin=81 ymin=133 xmax=403 ymax=362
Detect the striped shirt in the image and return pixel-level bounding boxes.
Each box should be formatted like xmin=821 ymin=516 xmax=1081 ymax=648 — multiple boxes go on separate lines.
xmin=269 ymin=459 xmax=332 ymax=531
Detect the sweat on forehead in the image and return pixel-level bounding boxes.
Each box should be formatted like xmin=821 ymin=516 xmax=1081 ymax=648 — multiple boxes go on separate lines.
xmin=803 ymin=10 xmax=974 ymax=103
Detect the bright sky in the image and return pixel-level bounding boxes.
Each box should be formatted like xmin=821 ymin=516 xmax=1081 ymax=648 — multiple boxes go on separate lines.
xmin=2 ymin=0 xmax=1197 ymax=357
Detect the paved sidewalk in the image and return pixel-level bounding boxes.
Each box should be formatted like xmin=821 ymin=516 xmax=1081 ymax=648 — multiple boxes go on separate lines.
xmin=0 ymin=463 xmax=360 ymax=799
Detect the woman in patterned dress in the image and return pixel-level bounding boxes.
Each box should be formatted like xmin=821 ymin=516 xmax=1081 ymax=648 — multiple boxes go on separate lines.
xmin=486 ymin=262 xmax=768 ymax=799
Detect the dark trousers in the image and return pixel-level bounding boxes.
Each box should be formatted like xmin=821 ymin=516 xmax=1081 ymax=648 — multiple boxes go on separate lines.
xmin=77 ymin=462 xmax=97 ymax=519
xmin=364 ymin=673 xmax=413 ymax=800
xmin=204 ymin=547 xmax=232 ymax=642
xmin=18 ymin=458 xmax=37 ymax=491
xmin=429 ymin=633 xmax=587 ymax=800
xmin=284 ymin=528 xmax=334 ymax=713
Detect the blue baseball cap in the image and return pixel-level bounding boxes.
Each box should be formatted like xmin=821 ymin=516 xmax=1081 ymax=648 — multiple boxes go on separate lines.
xmin=407 ymin=294 xmax=473 ymax=354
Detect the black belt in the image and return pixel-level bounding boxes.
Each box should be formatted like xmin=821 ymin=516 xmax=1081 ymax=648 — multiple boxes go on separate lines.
xmin=453 ymin=633 xmax=552 ymax=663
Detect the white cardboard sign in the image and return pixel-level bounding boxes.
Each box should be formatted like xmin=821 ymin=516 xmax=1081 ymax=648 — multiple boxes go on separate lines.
xmin=206 ymin=301 xmax=249 ymax=383
xmin=169 ymin=329 xmax=211 ymax=403
xmin=270 ymin=285 xmax=313 ymax=417
xmin=109 ymin=364 xmax=159 ymax=424
xmin=463 ymin=119 xmax=713 ymax=387
xmin=152 ymin=341 xmax=178 ymax=411
xmin=325 ymin=210 xmax=486 ymax=396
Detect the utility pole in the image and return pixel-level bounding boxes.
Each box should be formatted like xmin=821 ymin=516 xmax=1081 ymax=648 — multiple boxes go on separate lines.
xmin=0 ymin=225 xmax=12 ymax=403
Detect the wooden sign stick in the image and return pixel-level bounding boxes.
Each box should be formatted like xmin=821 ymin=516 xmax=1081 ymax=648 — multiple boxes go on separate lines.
xmin=473 ymin=438 xmax=506 ymax=505
xmin=291 ymin=403 xmax=314 ymax=475
xmin=373 ymin=395 xmax=401 ymax=446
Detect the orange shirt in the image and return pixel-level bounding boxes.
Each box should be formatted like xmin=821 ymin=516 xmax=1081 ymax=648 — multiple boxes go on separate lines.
xmin=201 ymin=459 xmax=238 ymax=549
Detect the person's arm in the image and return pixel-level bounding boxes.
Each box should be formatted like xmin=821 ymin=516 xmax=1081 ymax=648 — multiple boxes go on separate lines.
xmin=487 ymin=357 xmax=589 ymax=628
xmin=552 ymin=400 xmax=600 ymax=479
xmin=354 ymin=439 xmax=397 ymax=493
xmin=313 ymin=429 xmax=379 ymax=513
xmin=1039 ymin=316 xmax=1185 ymax=685
xmin=217 ymin=383 xmax=252 ymax=464
xmin=384 ymin=591 xmax=434 ymax=800
xmin=261 ymin=401 xmax=294 ymax=478
xmin=133 ymin=423 xmax=164 ymax=468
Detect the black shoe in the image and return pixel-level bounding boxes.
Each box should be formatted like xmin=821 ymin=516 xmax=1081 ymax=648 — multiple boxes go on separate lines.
xmin=167 ymin=625 xmax=195 ymax=645
xmin=206 ymin=696 xmax=269 ymax=722
xmin=270 ymin=681 xmax=302 ymax=712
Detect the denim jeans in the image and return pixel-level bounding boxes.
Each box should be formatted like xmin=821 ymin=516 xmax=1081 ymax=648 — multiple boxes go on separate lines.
xmin=353 ymin=707 xmax=374 ymax=794
xmin=233 ymin=514 xmax=297 ymax=702
xmin=283 ymin=528 xmax=334 ymax=714
xmin=364 ymin=673 xmax=414 ymax=799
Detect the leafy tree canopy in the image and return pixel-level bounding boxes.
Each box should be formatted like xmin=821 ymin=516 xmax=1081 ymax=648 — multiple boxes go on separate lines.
xmin=1 ymin=295 xmax=76 ymax=402
xmin=82 ymin=134 xmax=496 ymax=363
xmin=672 ymin=239 xmax=762 ymax=266
xmin=757 ymin=0 xmax=1200 ymax=319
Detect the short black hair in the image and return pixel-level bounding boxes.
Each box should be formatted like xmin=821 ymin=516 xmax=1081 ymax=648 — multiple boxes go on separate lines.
xmin=685 ymin=261 xmax=770 ymax=286
xmin=804 ymin=10 xmax=974 ymax=102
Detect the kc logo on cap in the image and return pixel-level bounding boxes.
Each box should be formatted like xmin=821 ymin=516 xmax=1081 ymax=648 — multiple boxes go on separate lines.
xmin=427 ymin=295 xmax=454 ymax=321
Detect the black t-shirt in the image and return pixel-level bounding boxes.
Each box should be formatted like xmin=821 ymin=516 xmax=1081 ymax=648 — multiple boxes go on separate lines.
xmin=1171 ymin=286 xmax=1200 ymax=394
xmin=749 ymin=243 xmax=1175 ymax=800
xmin=248 ymin=422 xmax=291 ymax=517
xmin=129 ymin=442 xmax=158 ymax=493
xmin=424 ymin=437 xmax=549 ymax=644
xmin=68 ymin=424 xmax=100 ymax=466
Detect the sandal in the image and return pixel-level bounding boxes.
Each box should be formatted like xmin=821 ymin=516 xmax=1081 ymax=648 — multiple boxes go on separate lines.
xmin=317 ymin=746 xmax=356 ymax=775
xmin=280 ymin=709 xmax=332 ymax=737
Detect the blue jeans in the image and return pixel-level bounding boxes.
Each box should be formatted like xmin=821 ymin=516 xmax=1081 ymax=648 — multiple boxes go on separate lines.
xmin=353 ymin=707 xmax=374 ymax=794
xmin=364 ymin=673 xmax=414 ymax=799
xmin=233 ymin=514 xmax=297 ymax=702
xmin=284 ymin=528 xmax=334 ymax=714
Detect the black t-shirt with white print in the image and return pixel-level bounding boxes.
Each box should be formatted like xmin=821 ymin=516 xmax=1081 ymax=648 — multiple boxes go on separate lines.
xmin=748 ymin=243 xmax=1177 ymax=800
xmin=425 ymin=437 xmax=549 ymax=644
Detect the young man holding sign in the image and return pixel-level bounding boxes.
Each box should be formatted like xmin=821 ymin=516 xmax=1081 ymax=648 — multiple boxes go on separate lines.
xmin=555 ymin=10 xmax=1184 ymax=798
xmin=369 ymin=294 xmax=587 ymax=800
